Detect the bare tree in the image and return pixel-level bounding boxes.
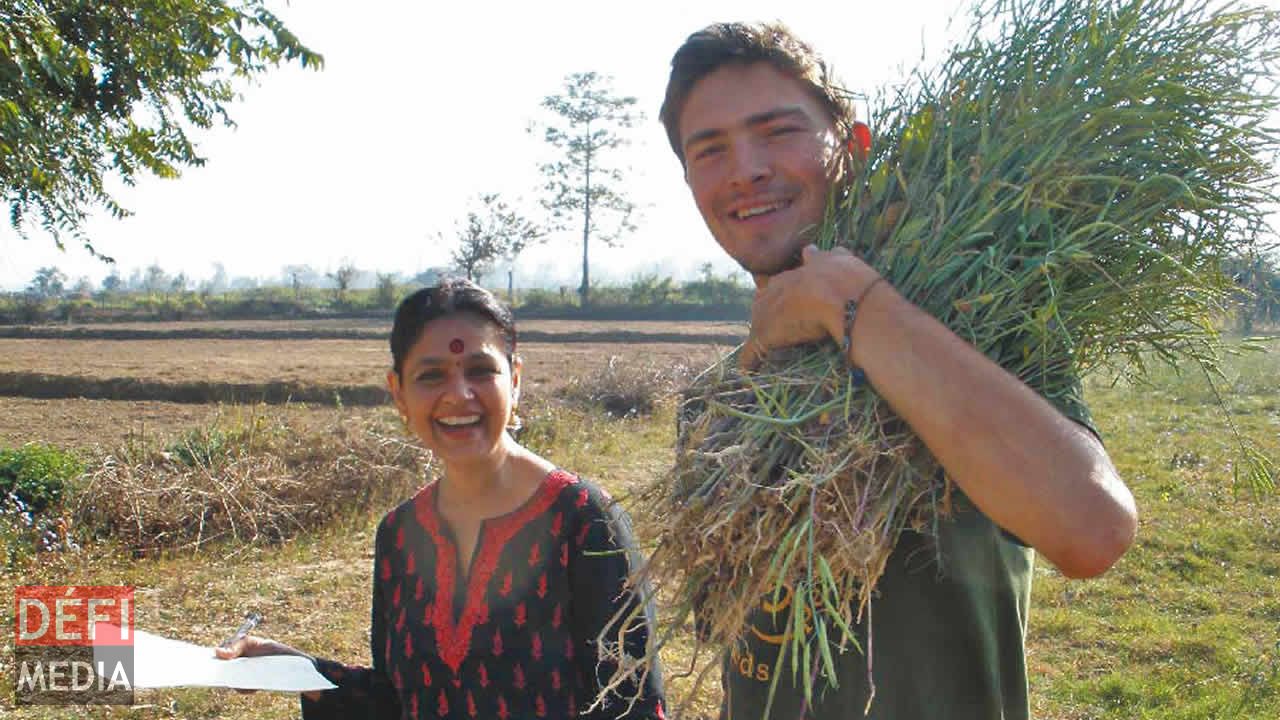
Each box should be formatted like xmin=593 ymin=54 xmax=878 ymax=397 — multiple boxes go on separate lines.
xmin=450 ymin=194 xmax=543 ymax=285
xmin=535 ymin=72 xmax=640 ymax=306
xmin=327 ymin=262 xmax=358 ymax=305
xmin=283 ymin=264 xmax=312 ymax=299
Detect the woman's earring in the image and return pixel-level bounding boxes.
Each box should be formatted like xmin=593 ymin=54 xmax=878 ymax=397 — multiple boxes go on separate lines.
xmin=507 ymin=407 xmax=523 ymax=432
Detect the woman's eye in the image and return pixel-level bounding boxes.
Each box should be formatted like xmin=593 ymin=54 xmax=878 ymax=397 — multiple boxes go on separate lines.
xmin=768 ymin=125 xmax=800 ymax=137
xmin=416 ymin=372 xmax=443 ymax=384
xmin=467 ymin=366 xmax=499 ymax=378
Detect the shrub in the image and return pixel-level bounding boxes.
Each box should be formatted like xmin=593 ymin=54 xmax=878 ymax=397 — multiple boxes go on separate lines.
xmin=0 ymin=444 xmax=84 ymax=563
xmin=76 ymin=409 xmax=433 ymax=553
xmin=558 ymin=355 xmax=694 ymax=418
xmin=0 ymin=444 xmax=83 ymax=514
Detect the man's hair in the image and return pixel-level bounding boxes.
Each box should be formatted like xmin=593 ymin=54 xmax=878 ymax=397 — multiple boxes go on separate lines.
xmin=659 ymin=21 xmax=854 ymax=165
xmin=389 ymin=277 xmax=516 ymax=377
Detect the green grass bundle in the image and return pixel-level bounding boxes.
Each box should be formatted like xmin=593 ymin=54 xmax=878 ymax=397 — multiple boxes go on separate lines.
xmin=622 ymin=0 xmax=1280 ymax=710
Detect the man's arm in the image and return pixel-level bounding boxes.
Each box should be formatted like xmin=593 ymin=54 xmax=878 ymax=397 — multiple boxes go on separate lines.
xmin=744 ymin=246 xmax=1137 ymax=579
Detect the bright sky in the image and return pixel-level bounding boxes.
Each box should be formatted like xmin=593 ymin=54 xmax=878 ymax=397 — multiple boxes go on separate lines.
xmin=1 ymin=0 xmax=1275 ymax=291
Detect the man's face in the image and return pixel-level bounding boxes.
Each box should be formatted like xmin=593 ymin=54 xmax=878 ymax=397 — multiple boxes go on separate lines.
xmin=678 ymin=62 xmax=842 ymax=279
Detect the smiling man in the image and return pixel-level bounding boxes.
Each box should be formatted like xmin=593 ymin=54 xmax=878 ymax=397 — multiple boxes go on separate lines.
xmin=660 ymin=22 xmax=1138 ymax=719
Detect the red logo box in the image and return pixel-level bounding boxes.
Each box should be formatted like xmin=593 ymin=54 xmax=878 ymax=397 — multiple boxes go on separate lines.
xmin=14 ymin=586 xmax=134 ymax=705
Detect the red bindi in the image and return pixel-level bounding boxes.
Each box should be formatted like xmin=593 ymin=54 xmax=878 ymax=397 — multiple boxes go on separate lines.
xmin=449 ymin=339 xmax=464 ymax=354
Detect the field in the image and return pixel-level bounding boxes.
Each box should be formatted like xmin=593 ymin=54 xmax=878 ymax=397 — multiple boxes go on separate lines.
xmin=1 ymin=320 xmax=1278 ymax=719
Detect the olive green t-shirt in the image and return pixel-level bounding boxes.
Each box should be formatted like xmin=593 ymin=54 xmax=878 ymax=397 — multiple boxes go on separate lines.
xmin=717 ymin=386 xmax=1096 ymax=720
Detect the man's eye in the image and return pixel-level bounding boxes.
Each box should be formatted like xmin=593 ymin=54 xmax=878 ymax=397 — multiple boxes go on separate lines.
xmin=693 ymin=144 xmax=725 ymax=161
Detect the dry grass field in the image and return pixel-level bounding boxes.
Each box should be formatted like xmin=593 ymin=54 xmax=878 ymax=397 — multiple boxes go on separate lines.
xmin=2 ymin=320 xmax=1277 ymax=719
xmin=0 ymin=324 xmax=735 ymax=396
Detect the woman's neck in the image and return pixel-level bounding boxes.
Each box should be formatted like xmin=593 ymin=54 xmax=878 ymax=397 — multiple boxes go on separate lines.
xmin=437 ymin=436 xmax=525 ymax=505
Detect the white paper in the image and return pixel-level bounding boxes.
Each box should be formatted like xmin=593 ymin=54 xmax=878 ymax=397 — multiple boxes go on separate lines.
xmin=94 ymin=627 xmax=337 ymax=692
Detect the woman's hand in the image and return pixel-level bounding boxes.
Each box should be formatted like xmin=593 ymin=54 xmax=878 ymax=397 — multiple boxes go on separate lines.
xmin=215 ymin=635 xmax=322 ymax=701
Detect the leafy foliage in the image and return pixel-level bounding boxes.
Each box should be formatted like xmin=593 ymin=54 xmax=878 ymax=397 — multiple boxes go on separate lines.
xmin=0 ymin=443 xmax=82 ymax=514
xmin=536 ymin=72 xmax=641 ymax=306
xmin=0 ymin=0 xmax=322 ymax=254
xmin=25 ymin=265 xmax=65 ymax=298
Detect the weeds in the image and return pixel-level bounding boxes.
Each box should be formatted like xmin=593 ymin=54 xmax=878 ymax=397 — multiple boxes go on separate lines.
xmin=74 ymin=408 xmax=432 ymax=554
xmin=558 ymin=355 xmax=695 ymax=418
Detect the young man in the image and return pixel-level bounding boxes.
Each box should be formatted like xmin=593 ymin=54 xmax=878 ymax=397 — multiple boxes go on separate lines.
xmin=660 ymin=23 xmax=1138 ymax=719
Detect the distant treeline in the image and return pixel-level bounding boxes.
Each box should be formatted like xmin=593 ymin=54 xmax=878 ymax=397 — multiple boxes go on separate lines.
xmin=1 ymin=268 xmax=753 ymax=325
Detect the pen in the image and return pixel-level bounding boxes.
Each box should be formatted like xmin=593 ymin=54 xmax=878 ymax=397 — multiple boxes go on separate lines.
xmin=219 ymin=611 xmax=262 ymax=649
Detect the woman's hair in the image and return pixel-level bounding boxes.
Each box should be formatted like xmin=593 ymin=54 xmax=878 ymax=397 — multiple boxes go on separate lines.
xmin=389 ymin=278 xmax=517 ymax=376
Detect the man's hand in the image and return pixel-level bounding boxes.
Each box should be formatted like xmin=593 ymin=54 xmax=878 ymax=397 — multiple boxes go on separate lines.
xmin=741 ymin=244 xmax=882 ymax=371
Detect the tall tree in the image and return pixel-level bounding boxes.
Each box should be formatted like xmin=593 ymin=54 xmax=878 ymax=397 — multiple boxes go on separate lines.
xmin=450 ymin=194 xmax=543 ymax=284
xmin=535 ymin=72 xmax=640 ymax=306
xmin=1 ymin=1 xmax=321 ymax=256
xmin=327 ymin=263 xmax=358 ymax=305
xmin=27 ymin=266 xmax=65 ymax=299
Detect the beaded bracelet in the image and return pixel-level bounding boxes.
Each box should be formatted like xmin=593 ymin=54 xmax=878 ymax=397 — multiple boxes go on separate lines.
xmin=841 ymin=277 xmax=885 ymax=384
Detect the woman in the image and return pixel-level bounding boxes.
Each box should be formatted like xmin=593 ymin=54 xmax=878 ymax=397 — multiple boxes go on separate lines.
xmin=219 ymin=279 xmax=665 ymax=719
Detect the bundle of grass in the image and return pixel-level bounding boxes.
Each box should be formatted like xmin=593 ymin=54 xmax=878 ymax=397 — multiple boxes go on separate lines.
xmin=622 ymin=0 xmax=1280 ymax=711
xmin=76 ymin=408 xmax=432 ymax=554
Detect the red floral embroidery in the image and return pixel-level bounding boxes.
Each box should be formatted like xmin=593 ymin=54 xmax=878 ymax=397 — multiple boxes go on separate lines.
xmin=415 ymin=576 xmax=424 ymax=601
xmin=536 ymin=693 xmax=547 ymax=717
xmin=392 ymin=667 xmax=402 ymax=689
xmin=392 ymin=582 xmax=401 ymax=608
xmin=576 ymin=488 xmax=589 ymax=507
xmin=437 ymin=689 xmax=449 ymax=716
xmin=560 ymin=542 xmax=568 ymax=567
xmin=403 ymin=631 xmax=413 ymax=658
xmin=498 ymin=696 xmax=510 ymax=720
xmin=529 ymin=542 xmax=541 ymax=566
xmin=515 ymin=602 xmax=527 ymax=627
xmin=467 ymin=690 xmax=477 ymax=717
xmin=514 ymin=662 xmax=526 ymax=689
xmin=537 ymin=573 xmax=547 ymax=598
xmin=395 ymin=607 xmax=406 ymax=634
xmin=492 ymin=628 xmax=503 ymax=656
xmin=410 ymin=692 xmax=418 ymax=719
xmin=565 ymin=637 xmax=574 ymax=660
xmin=552 ymin=604 xmax=562 ymax=629
xmin=551 ymin=668 xmax=561 ymax=690
xmin=422 ymin=662 xmax=432 ymax=687
xmin=413 ymin=471 xmax=577 ymax=675
xmin=380 ymin=556 xmax=391 ymax=581
xmin=569 ymin=694 xmax=576 ymax=716
xmin=532 ymin=631 xmax=542 ymax=661
xmin=551 ymin=511 xmax=563 ymax=537
xmin=500 ymin=571 xmax=512 ymax=597
xmin=406 ymin=550 xmax=416 ymax=575
xmin=478 ymin=661 xmax=489 ymax=688
xmin=396 ymin=524 xmax=405 ymax=549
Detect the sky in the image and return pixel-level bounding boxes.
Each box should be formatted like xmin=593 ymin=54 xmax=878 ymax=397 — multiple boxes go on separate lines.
xmin=1 ymin=0 xmax=1276 ymax=291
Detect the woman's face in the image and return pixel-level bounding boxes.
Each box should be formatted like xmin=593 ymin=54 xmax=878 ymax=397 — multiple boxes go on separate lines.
xmin=387 ymin=312 xmax=520 ymax=470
